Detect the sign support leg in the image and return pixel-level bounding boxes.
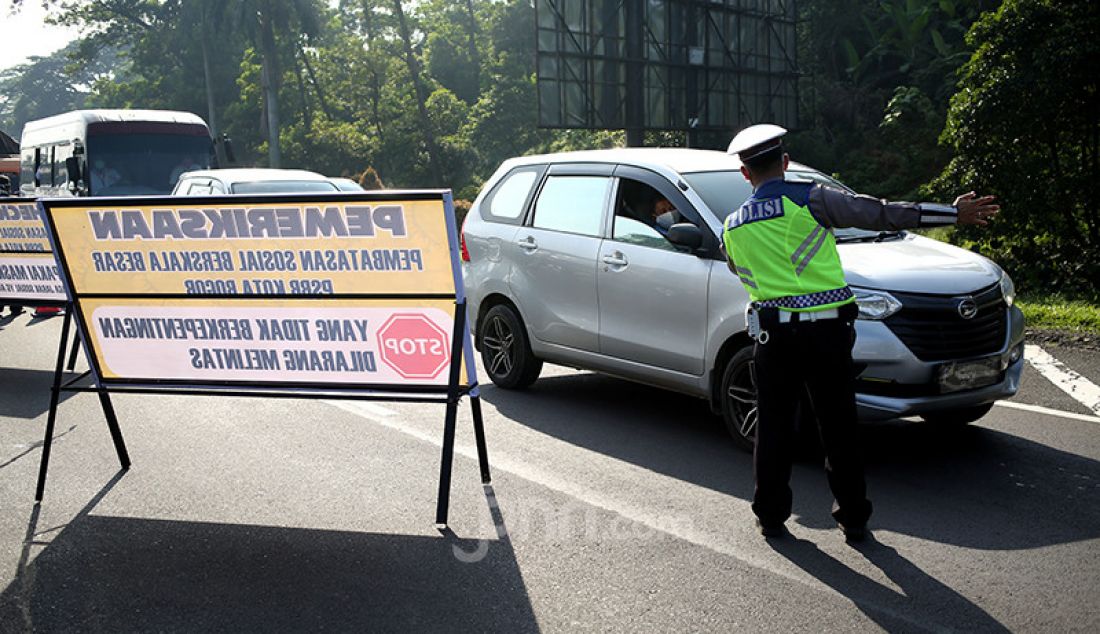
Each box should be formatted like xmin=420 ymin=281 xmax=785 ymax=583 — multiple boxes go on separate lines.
xmin=97 ymin=388 xmax=130 ymax=470
xmin=435 ymin=397 xmax=459 ymax=526
xmin=66 ymin=328 xmax=81 ymax=372
xmin=435 ymin=302 xmax=469 ymax=526
xmin=35 ymin=307 xmax=73 ymax=501
xmin=470 ymin=394 xmax=491 ymax=484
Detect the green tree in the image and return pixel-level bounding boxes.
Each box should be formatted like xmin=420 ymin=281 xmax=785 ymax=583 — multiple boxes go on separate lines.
xmin=42 ymin=0 xmax=250 ymax=162
xmin=391 ymin=0 xmax=443 ymax=183
xmin=0 ymin=43 xmax=113 ymax=135
xmin=420 ymin=0 xmax=483 ymax=104
xmin=792 ymin=0 xmax=991 ymax=198
xmin=232 ymin=0 xmax=324 ymax=167
xmin=933 ymin=0 xmax=1100 ymax=295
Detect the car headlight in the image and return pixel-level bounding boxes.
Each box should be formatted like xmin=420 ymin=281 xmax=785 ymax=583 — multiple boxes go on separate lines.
xmin=999 ymin=272 xmax=1015 ymax=307
xmin=852 ymin=288 xmax=902 ymax=320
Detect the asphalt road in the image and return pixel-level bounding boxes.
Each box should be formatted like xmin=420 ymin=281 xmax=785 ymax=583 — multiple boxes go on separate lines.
xmin=1 ymin=311 xmax=1098 ymax=632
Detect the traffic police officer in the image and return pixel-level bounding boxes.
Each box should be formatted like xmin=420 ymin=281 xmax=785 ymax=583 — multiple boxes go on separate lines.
xmin=723 ymin=123 xmax=998 ymax=541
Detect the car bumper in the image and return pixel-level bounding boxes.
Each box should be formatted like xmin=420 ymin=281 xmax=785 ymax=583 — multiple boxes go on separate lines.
xmin=852 ymin=306 xmax=1025 ymax=421
xmin=856 ymin=355 xmax=1024 ymax=420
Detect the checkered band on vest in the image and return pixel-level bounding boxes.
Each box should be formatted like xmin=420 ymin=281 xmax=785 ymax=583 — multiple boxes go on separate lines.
xmin=754 ymin=286 xmax=854 ymax=310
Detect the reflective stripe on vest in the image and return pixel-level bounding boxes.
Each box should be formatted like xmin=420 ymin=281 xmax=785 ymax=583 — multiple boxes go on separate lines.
xmin=734 ymin=265 xmax=757 ymax=288
xmin=722 ymin=195 xmax=855 ymax=312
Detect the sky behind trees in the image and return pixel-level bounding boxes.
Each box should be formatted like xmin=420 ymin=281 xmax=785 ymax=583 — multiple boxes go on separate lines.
xmin=1 ymin=3 xmax=81 ymax=71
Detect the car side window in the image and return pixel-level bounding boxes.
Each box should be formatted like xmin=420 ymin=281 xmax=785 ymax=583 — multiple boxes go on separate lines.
xmin=481 ymin=166 xmax=544 ymax=225
xmin=531 ymin=175 xmax=609 ymax=237
xmin=209 ymin=181 xmax=226 ymax=195
xmin=186 ymin=182 xmax=212 ymax=196
xmin=491 ymin=171 xmax=537 ymax=218
xmin=612 ymin=179 xmax=690 ymax=253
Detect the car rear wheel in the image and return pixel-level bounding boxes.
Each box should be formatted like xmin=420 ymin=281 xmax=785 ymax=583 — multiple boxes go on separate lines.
xmin=479 ymin=304 xmax=542 ymax=389
xmin=920 ymin=403 xmax=994 ymax=426
xmin=720 ymin=347 xmax=758 ymax=452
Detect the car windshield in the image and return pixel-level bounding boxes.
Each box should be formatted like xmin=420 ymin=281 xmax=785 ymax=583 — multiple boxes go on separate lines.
xmin=87 ymin=131 xmax=214 ymax=196
xmin=681 ymin=169 xmax=884 ymax=241
xmin=786 ymin=170 xmax=882 ymax=240
xmin=231 ymin=181 xmax=339 ymax=194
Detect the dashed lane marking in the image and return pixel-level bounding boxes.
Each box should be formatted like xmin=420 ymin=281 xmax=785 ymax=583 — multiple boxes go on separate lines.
xmin=1024 ymin=345 xmax=1100 ymax=416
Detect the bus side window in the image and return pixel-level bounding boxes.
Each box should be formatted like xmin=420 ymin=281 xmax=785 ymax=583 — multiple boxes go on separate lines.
xmin=34 ymin=148 xmax=43 ymax=187
xmin=55 ymin=145 xmax=69 ymax=186
xmin=21 ymin=149 xmax=35 ymax=191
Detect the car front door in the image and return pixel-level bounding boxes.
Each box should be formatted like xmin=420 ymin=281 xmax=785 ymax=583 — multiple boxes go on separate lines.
xmin=596 ymin=166 xmax=715 ymax=376
xmin=509 ymin=163 xmax=613 ymax=352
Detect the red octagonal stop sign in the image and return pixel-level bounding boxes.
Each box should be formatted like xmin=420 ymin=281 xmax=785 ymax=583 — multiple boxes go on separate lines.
xmin=377 ymin=314 xmax=452 ymax=380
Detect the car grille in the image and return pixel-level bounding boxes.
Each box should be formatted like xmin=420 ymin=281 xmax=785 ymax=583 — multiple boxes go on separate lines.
xmin=884 ymin=283 xmax=1007 ymax=362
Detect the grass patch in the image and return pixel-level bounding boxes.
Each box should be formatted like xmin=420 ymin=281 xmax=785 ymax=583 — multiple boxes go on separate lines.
xmin=1017 ymin=294 xmax=1100 ymax=334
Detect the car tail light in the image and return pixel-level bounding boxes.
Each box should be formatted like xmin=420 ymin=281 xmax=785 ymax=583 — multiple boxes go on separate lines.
xmin=460 ymin=216 xmax=470 ymax=262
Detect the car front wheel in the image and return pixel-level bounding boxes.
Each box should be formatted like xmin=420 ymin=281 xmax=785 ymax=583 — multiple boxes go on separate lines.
xmin=720 ymin=346 xmax=758 ymax=452
xmin=479 ymin=304 xmax=542 ymax=389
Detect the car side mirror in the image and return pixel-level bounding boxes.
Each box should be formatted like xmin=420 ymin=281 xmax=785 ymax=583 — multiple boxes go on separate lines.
xmin=667 ymin=222 xmax=703 ymax=250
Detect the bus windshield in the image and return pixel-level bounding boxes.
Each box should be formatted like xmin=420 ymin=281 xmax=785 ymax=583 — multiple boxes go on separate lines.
xmin=87 ymin=131 xmax=214 ymax=196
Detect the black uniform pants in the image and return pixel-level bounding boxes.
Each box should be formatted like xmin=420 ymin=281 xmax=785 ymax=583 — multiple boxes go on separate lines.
xmin=751 ymin=305 xmax=872 ymax=528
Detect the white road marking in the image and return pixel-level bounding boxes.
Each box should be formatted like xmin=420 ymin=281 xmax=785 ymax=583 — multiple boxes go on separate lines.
xmin=994 ymin=400 xmax=1100 ymax=424
xmin=325 ymin=398 xmax=934 ymax=632
xmin=1024 ymin=344 xmax=1100 ymax=415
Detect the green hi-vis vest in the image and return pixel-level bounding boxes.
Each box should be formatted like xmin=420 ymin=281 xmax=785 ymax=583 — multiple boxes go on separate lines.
xmin=722 ymin=195 xmax=855 ymax=312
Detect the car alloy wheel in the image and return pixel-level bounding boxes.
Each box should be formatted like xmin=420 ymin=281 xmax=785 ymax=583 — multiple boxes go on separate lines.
xmin=483 ymin=314 xmax=515 ymax=378
xmin=721 ymin=346 xmax=758 ymax=451
xmin=478 ymin=304 xmax=542 ymax=389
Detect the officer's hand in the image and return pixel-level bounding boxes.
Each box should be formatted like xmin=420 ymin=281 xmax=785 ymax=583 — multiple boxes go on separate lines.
xmin=954 ymin=192 xmax=1000 ymax=226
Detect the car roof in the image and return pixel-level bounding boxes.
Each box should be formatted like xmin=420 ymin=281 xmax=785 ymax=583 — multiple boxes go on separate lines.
xmin=500 ymin=147 xmax=812 ymax=175
xmin=328 ymin=177 xmax=364 ymax=191
xmin=180 ymin=168 xmax=328 ymax=183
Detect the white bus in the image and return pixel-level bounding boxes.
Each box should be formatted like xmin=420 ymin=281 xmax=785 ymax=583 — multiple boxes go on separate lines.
xmin=19 ymin=109 xmax=217 ymax=197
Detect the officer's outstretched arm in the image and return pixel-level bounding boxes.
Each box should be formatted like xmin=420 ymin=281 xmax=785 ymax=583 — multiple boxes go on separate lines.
xmin=809 ymin=185 xmax=922 ymax=230
xmin=808 ymin=184 xmax=991 ymax=230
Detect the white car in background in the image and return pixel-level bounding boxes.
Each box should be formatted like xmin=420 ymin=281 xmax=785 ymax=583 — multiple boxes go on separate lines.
xmin=171 ymin=168 xmax=340 ymax=195
xmin=328 ymin=177 xmax=364 ymax=191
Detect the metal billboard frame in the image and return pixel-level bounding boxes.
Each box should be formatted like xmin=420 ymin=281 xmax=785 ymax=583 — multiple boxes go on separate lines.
xmin=535 ymin=0 xmax=800 ymax=144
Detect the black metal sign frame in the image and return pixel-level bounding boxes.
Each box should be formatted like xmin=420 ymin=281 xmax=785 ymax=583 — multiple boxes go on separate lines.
xmin=33 ymin=191 xmax=490 ymax=526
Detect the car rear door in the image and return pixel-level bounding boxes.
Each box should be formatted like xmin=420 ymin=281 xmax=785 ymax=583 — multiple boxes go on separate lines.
xmin=596 ymin=166 xmax=715 ymax=376
xmin=509 ymin=163 xmax=613 ymax=352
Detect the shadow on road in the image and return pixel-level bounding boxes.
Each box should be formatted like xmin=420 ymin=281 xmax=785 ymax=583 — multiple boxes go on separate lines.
xmin=485 ymin=370 xmax=754 ymax=498
xmin=769 ymin=534 xmax=1010 ymax=632
xmin=0 ymin=368 xmax=79 ymax=420
xmin=484 ymin=372 xmax=1100 ymax=551
xmin=0 ymin=476 xmax=537 ymax=633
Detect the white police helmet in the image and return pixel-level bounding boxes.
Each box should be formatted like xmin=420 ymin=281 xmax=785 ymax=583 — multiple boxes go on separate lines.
xmin=727 ymin=123 xmax=788 ymax=160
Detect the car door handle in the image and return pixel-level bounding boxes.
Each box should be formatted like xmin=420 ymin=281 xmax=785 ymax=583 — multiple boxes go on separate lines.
xmin=602 ymin=252 xmax=628 ymax=267
xmin=516 ymin=236 xmax=538 ymax=252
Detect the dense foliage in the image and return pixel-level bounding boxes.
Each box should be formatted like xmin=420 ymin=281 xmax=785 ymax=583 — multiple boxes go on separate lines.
xmin=932 ymin=0 xmax=1099 ymax=295
xmin=0 ymin=0 xmax=1095 ymax=296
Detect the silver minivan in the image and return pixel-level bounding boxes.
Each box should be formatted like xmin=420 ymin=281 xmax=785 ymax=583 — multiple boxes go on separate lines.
xmin=461 ymin=148 xmax=1025 ymax=449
